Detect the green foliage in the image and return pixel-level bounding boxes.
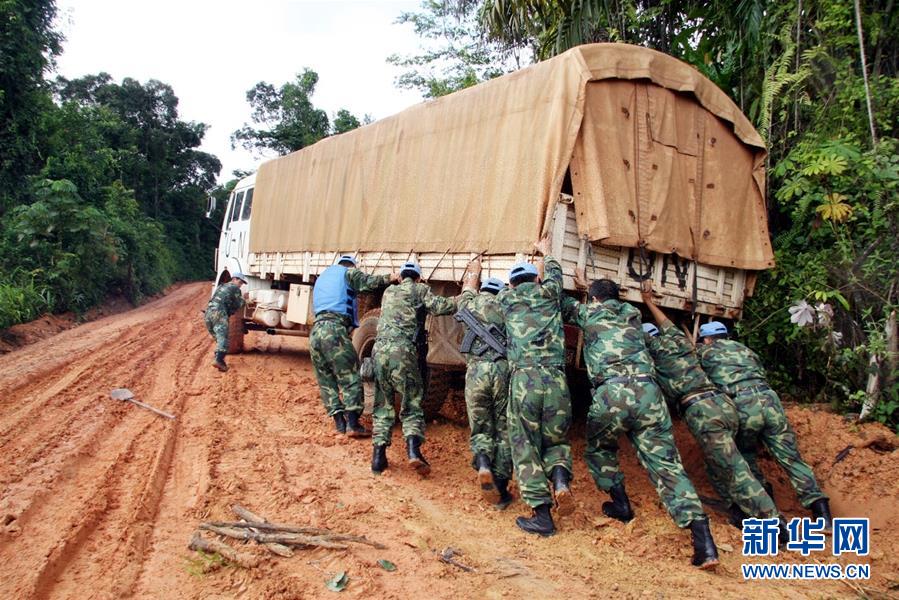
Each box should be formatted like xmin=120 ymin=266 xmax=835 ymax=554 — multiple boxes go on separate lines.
xmin=0 ymin=272 xmax=51 ymax=330
xmin=742 ymin=137 xmax=898 ymax=427
xmin=332 ymin=109 xmax=362 ymax=135
xmin=0 ymin=0 xmax=63 ymax=213
xmin=389 ymin=0 xmax=524 ymax=99
xmin=232 ymin=70 xmax=329 ymax=154
xmin=0 ymin=178 xmax=176 ymax=325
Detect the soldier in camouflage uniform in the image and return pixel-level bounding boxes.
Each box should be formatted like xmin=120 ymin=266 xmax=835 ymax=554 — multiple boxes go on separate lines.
xmin=204 ymin=273 xmax=247 ymax=371
xmin=698 ymin=321 xmax=833 ymax=529
xmin=311 ymin=255 xmax=396 ymax=436
xmin=561 ymin=274 xmax=718 ymax=569
xmin=497 ymin=237 xmax=573 ymax=537
xmin=457 ymin=265 xmax=513 ymax=508
xmin=370 ymin=260 xmax=457 ymax=476
xmin=640 ymin=290 xmax=782 ymax=530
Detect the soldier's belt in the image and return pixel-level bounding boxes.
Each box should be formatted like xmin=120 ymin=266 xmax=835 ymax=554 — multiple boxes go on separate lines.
xmin=679 ymin=389 xmax=719 ymax=411
xmin=594 ymin=374 xmax=655 ymax=387
xmin=733 ymin=383 xmax=771 ymax=397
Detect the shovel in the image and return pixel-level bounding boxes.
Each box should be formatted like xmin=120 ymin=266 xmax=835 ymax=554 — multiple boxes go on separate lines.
xmin=110 ymin=388 xmax=176 ymax=420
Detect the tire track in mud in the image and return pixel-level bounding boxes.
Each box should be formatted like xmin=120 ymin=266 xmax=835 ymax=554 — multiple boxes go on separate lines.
xmin=0 ymin=284 xmax=211 ymax=599
xmin=30 ymin=290 xmax=211 ymax=599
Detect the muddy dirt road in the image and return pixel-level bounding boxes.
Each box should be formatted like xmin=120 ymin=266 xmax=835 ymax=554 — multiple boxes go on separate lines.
xmin=1 ymin=283 xmax=897 ymax=599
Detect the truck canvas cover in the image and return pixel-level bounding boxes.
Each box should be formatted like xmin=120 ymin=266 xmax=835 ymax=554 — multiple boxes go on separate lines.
xmin=249 ymin=43 xmax=774 ymax=271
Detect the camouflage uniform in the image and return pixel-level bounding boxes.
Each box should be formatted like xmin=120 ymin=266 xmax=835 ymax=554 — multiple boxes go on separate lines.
xmin=310 ymin=269 xmax=391 ymax=417
xmin=371 ymin=278 xmax=456 ymax=446
xmin=698 ymin=339 xmax=827 ymax=508
xmin=562 ymin=296 xmax=705 ymax=528
xmin=204 ymin=282 xmax=245 ymax=352
xmin=646 ymin=322 xmax=780 ymax=519
xmin=497 ymin=256 xmax=572 ymax=509
xmin=458 ymin=289 xmax=512 ymax=480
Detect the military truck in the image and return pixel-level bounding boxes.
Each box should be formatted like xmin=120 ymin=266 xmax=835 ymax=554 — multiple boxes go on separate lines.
xmin=210 ymin=43 xmax=774 ymax=415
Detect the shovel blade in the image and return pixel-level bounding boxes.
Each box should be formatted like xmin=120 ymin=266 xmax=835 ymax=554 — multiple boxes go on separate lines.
xmin=110 ymin=388 xmax=134 ymax=401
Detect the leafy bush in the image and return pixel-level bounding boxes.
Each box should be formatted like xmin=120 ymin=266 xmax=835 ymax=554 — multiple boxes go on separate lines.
xmin=0 ymin=178 xmax=177 ymax=323
xmin=740 ymin=138 xmax=898 ymax=428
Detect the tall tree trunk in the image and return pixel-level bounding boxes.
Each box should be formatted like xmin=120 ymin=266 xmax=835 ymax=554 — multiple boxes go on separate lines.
xmin=853 ymin=0 xmax=878 ymax=147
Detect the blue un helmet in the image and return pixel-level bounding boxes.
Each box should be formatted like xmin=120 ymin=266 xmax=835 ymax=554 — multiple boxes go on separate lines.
xmin=232 ymin=273 xmax=248 ymax=284
xmin=337 ymin=254 xmax=357 ymax=266
xmin=480 ymin=277 xmax=505 ymax=295
xmin=642 ymin=323 xmax=660 ymax=337
xmin=401 ymin=260 xmax=422 ymax=279
xmin=509 ymin=262 xmax=539 ymax=284
xmin=699 ymin=321 xmax=729 ymax=338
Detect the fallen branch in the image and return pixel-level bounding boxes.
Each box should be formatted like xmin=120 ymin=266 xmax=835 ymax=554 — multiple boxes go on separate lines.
xmin=229 ymin=505 xmax=293 ymax=558
xmin=206 ymin=520 xmax=386 ymax=549
xmin=189 ymin=532 xmax=259 ymax=568
xmin=200 ymin=523 xmax=349 ymax=549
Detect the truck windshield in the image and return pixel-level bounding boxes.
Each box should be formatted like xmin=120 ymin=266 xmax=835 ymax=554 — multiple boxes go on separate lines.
xmin=241 ymin=188 xmax=254 ymax=220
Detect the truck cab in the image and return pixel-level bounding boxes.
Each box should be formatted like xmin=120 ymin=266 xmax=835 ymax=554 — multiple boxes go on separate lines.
xmin=213 ymin=173 xmax=255 ymax=287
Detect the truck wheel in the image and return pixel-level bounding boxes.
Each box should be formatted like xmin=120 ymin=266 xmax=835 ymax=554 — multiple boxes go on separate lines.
xmin=353 ymin=310 xmax=381 ymax=415
xmin=227 ymin=311 xmax=245 ymax=354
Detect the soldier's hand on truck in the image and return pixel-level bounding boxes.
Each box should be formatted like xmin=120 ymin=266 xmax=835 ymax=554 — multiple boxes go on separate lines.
xmin=534 ymin=236 xmax=551 ymax=256
xmin=466 ymin=257 xmax=482 ymax=279
xmin=573 ymin=267 xmax=589 ymax=290
xmin=640 ymin=281 xmax=655 ymax=304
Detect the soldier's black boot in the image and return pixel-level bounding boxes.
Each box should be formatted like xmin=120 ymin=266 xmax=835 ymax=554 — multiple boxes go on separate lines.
xmin=333 ymin=412 xmax=346 ymax=434
xmin=551 ymin=466 xmax=574 ymax=516
xmin=344 ymin=410 xmax=371 ymax=438
xmin=516 ymin=503 xmax=555 ymax=537
xmin=778 ymin=517 xmax=790 ymax=547
xmin=689 ymin=518 xmax=720 ymax=570
xmin=810 ymin=498 xmax=833 ymax=532
xmin=371 ymin=445 xmax=388 ymax=474
xmin=493 ymin=476 xmax=514 ymax=510
xmin=213 ymin=351 xmax=228 ymax=372
xmin=475 ymin=453 xmax=496 ymax=497
xmin=602 ymin=483 xmax=634 ymax=523
xmin=406 ymin=436 xmax=431 ymax=476
xmin=728 ymin=503 xmax=748 ymax=529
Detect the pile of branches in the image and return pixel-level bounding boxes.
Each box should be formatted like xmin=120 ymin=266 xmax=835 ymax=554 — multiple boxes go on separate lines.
xmin=188 ymin=504 xmax=385 ymax=568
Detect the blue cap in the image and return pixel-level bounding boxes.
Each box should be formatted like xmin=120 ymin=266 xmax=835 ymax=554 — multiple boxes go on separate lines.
xmin=509 ymin=262 xmax=538 ymax=281
xmin=232 ymin=273 xmax=248 ymax=283
xmin=480 ymin=277 xmax=504 ymax=294
xmin=337 ymin=254 xmax=356 ymax=266
xmin=642 ymin=323 xmax=659 ymax=337
xmin=401 ymin=261 xmax=422 ymax=277
xmin=699 ymin=321 xmax=729 ymax=337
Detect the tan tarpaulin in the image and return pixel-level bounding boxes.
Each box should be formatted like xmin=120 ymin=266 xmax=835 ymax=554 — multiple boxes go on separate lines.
xmin=250 ymin=43 xmax=774 ymax=270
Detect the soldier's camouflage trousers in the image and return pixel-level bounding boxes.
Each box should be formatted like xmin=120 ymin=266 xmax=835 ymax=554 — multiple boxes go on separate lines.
xmin=732 ymin=388 xmax=826 ymax=507
xmin=507 ymin=365 xmax=572 ymax=508
xmin=465 ymin=359 xmax=512 ymax=479
xmin=309 ymin=320 xmax=364 ymax=417
xmin=371 ymin=339 xmax=424 ymax=446
xmin=683 ymin=392 xmax=779 ymax=519
xmin=204 ymin=308 xmax=229 ymax=353
xmin=587 ymin=380 xmax=704 ymax=528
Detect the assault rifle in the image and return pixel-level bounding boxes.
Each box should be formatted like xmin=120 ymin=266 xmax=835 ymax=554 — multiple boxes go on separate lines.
xmin=455 ymin=308 xmax=507 ymax=359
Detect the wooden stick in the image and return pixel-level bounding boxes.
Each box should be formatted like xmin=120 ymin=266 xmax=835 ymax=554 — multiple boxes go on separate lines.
xmin=230 ymin=505 xmax=294 ymax=558
xmin=209 ymin=520 xmax=331 ymax=536
xmin=205 ymin=522 xmax=386 ymax=549
xmin=126 ymin=398 xmax=176 ymax=420
xmin=200 ymin=523 xmax=349 ymax=549
xmin=189 ymin=532 xmax=259 ymax=568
